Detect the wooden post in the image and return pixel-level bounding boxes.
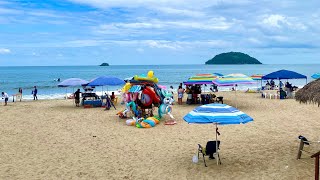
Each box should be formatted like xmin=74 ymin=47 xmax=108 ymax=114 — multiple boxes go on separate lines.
xmin=297 ymin=139 xmax=304 ymax=159
xmin=311 ymin=151 xmax=320 ymax=180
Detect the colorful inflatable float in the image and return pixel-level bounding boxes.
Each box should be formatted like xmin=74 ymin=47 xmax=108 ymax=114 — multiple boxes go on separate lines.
xmin=117 ymin=70 xmax=175 ymax=128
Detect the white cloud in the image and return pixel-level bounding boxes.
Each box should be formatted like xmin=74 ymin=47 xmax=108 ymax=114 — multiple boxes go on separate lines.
xmin=155 ymin=7 xmax=205 ymax=17
xmin=0 ymin=48 xmax=11 ymax=54
xmin=262 ymin=14 xmax=287 ymax=28
xmin=95 ymin=17 xmax=233 ymax=36
xmin=261 ymin=14 xmax=307 ymax=30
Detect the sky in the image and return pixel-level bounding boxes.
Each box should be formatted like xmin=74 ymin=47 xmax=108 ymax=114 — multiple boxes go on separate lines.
xmin=0 ymin=0 xmax=319 ymax=66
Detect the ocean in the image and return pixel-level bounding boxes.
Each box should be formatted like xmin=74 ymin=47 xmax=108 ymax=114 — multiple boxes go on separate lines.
xmin=0 ymin=64 xmax=319 ymax=100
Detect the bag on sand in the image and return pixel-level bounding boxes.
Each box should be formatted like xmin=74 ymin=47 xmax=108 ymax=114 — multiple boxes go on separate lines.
xmin=192 ymin=153 xmax=198 ymax=163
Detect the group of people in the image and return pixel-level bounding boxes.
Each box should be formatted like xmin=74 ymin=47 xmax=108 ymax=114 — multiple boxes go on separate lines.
xmin=1 ymin=86 xmax=38 ymax=106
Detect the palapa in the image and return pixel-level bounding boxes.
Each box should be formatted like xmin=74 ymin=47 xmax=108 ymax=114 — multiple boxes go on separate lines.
xmin=295 ymin=79 xmax=320 ymax=107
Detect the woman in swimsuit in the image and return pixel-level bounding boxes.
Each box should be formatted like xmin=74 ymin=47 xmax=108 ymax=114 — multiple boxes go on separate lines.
xmin=177 ymin=86 xmax=184 ymax=105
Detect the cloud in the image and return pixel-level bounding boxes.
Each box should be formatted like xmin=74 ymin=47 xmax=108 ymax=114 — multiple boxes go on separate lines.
xmin=0 ymin=48 xmax=11 ymax=54
xmin=260 ymin=14 xmax=307 ymax=30
xmin=154 ymin=7 xmax=205 ymax=17
xmin=95 ymin=17 xmax=233 ymax=36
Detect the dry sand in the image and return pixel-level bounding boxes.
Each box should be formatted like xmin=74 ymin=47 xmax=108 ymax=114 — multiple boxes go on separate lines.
xmin=0 ymin=92 xmax=319 ymax=180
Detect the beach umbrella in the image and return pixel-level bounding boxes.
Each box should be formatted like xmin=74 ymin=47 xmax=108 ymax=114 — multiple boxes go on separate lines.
xmin=250 ymin=74 xmax=264 ymax=88
xmin=88 ymin=76 xmax=124 ymax=86
xmin=183 ymin=103 xmax=253 ymax=165
xmin=57 ymin=78 xmax=88 ymax=87
xmin=213 ymin=73 xmax=224 ymax=77
xmin=250 ymin=74 xmax=263 ymax=81
xmin=212 ymin=74 xmax=256 ymax=107
xmin=184 ymin=74 xmax=218 ymax=85
xmin=311 ymin=73 xmax=320 ymax=79
xmin=212 ymin=73 xmax=256 ymax=86
xmin=57 ymin=78 xmax=89 ymax=101
xmin=87 ymin=76 xmax=124 ymax=96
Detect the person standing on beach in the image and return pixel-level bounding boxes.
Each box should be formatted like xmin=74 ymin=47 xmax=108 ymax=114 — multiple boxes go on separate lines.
xmin=177 ymin=86 xmax=184 ymax=105
xmin=33 ymin=86 xmax=38 ymax=100
xmin=74 ymin=89 xmax=81 ymax=107
xmin=18 ymin=88 xmax=22 ymax=101
xmin=2 ymin=92 xmax=9 ymax=106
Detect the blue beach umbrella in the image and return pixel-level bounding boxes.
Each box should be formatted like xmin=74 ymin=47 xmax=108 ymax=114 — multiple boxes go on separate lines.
xmin=57 ymin=78 xmax=88 ymax=87
xmin=87 ymin=76 xmax=125 ymax=95
xmin=183 ymin=103 xmax=253 ymax=165
xmin=311 ymin=73 xmax=320 ymax=79
xmin=87 ymin=76 xmax=124 ymax=86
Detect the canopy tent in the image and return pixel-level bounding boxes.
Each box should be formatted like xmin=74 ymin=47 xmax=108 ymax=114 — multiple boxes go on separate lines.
xmin=262 ymin=69 xmax=307 ymax=80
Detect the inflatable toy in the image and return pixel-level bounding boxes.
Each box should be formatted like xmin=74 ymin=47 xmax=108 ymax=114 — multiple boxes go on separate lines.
xmin=133 ymin=70 xmax=159 ymax=83
xmin=141 ymin=87 xmax=160 ymax=106
xmin=136 ymin=116 xmax=160 ymax=128
xmin=126 ymin=119 xmax=136 ymax=126
xmin=158 ymin=90 xmax=176 ymax=125
xmin=122 ymin=82 xmax=132 ymax=93
xmin=117 ymin=101 xmax=138 ymax=118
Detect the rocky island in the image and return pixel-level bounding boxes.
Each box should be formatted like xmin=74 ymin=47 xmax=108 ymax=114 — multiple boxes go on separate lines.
xmin=99 ymin=63 xmax=109 ymax=66
xmin=205 ymin=52 xmax=262 ymax=65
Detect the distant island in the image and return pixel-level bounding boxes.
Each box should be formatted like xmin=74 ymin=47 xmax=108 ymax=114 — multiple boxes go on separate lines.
xmin=99 ymin=63 xmax=109 ymax=66
xmin=205 ymin=52 xmax=262 ymax=65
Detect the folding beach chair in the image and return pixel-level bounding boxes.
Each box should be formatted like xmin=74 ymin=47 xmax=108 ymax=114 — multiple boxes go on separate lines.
xmin=198 ymin=141 xmax=221 ymax=167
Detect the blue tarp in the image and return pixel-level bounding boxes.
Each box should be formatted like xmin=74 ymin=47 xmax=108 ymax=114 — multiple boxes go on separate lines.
xmin=262 ymin=69 xmax=307 ymax=80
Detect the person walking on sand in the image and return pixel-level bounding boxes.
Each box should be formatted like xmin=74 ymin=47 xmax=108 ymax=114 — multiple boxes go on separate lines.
xmin=74 ymin=89 xmax=81 ymax=107
xmin=32 ymin=86 xmax=38 ymax=100
xmin=2 ymin=92 xmax=9 ymax=106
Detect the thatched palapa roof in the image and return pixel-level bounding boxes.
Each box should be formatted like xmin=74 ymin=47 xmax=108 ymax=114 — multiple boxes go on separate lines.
xmin=295 ymin=79 xmax=320 ymax=106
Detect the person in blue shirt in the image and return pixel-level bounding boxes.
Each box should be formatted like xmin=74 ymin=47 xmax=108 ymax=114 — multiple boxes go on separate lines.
xmin=33 ymin=86 xmax=38 ymax=100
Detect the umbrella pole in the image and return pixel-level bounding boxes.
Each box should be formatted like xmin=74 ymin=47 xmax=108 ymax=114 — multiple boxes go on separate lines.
xmin=235 ymin=85 xmax=237 ymax=108
xmin=72 ymin=87 xmax=74 ymax=105
xmin=215 ymin=123 xmax=219 ymax=165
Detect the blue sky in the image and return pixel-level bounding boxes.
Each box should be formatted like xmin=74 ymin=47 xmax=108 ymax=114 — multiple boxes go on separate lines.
xmin=0 ymin=0 xmax=319 ymax=66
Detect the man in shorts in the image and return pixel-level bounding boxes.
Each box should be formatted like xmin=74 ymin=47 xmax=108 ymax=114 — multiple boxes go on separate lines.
xmin=2 ymin=92 xmax=9 ymax=106
xmin=74 ymin=89 xmax=82 ymax=107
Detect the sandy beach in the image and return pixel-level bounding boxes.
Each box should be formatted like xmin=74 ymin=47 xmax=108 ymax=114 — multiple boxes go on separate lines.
xmin=0 ymin=92 xmax=319 ymax=179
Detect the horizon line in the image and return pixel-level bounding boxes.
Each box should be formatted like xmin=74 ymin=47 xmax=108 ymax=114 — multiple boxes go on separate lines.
xmin=1 ymin=63 xmax=320 ymax=67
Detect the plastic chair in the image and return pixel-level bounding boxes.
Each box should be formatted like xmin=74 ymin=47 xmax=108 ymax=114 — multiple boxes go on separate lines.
xmin=198 ymin=141 xmax=221 ymax=167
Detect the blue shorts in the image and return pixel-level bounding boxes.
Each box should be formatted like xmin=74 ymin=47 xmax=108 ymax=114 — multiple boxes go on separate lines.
xmin=4 ymin=98 xmax=8 ymax=102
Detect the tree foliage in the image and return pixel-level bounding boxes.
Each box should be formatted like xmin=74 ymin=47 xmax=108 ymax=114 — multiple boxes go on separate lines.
xmin=205 ymin=52 xmax=262 ymax=65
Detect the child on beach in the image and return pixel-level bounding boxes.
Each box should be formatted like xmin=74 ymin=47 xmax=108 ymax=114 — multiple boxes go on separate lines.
xmin=2 ymin=92 xmax=9 ymax=106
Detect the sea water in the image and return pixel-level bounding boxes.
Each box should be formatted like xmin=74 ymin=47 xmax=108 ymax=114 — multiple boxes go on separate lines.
xmin=0 ymin=64 xmax=319 ymax=100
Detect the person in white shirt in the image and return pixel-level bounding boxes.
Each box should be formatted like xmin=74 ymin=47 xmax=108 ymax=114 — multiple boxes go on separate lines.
xmin=2 ymin=92 xmax=9 ymax=106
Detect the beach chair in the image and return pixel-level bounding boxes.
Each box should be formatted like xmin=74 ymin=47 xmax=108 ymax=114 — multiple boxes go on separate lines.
xmin=198 ymin=141 xmax=221 ymax=167
xmin=216 ymin=96 xmax=223 ymax=104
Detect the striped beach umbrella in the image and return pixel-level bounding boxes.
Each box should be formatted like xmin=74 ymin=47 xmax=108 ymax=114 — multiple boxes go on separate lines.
xmin=311 ymin=73 xmax=320 ymax=79
xmin=212 ymin=74 xmax=256 ymax=107
xmin=212 ymin=73 xmax=256 ymax=86
xmin=184 ymin=103 xmax=253 ymax=164
xmin=250 ymin=74 xmax=264 ymax=81
xmin=184 ymin=74 xmax=218 ymax=85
